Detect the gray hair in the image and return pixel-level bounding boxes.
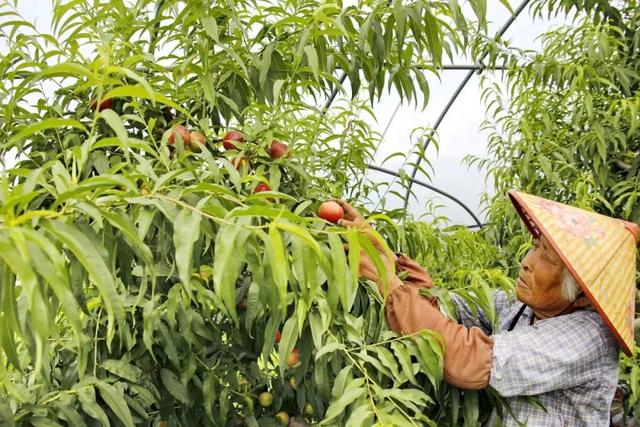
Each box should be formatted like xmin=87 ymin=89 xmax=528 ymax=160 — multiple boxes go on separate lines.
xmin=561 ymin=267 xmax=580 ymax=302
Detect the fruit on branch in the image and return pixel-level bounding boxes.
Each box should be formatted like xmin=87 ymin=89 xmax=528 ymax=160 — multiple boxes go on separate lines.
xmin=287 ymin=348 xmax=300 ymax=368
xmin=189 ymin=131 xmax=206 ymax=152
xmin=269 ymin=140 xmax=289 ymax=159
xmin=318 ymin=201 xmax=344 ymax=223
xmin=275 ymin=411 xmax=290 ymax=426
xmin=223 ymin=130 xmax=245 ymax=150
xmin=91 ymin=98 xmax=113 ymax=112
xmin=303 ymin=403 xmax=314 ymax=415
xmin=258 ymin=392 xmax=273 ymax=408
xmin=238 ymin=376 xmax=250 ymax=388
xmin=254 ymin=183 xmax=271 ymax=193
xmin=168 ymin=125 xmax=191 ymax=146
xmin=275 ymin=330 xmax=282 ymax=344
xmin=289 ymin=377 xmax=297 ymax=390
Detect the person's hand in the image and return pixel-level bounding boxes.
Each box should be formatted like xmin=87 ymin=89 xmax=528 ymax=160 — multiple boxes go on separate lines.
xmin=332 ymin=199 xmax=370 ymax=231
xmin=334 ymin=199 xmax=401 ymax=295
xmin=332 ymin=199 xmax=397 ymax=261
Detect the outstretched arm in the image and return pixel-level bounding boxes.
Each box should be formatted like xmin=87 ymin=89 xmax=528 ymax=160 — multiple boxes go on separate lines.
xmin=334 ymin=199 xmax=494 ymax=390
xmin=386 ymin=285 xmax=494 ymax=389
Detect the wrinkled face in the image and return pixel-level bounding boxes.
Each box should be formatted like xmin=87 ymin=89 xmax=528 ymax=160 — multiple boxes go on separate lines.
xmin=516 ymin=235 xmax=571 ymax=314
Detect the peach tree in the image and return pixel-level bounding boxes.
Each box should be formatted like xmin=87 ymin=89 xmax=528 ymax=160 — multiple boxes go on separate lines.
xmin=0 ymin=0 xmax=518 ymax=425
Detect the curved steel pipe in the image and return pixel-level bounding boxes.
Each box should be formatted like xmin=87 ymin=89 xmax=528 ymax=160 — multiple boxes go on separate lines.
xmin=401 ymin=0 xmax=532 ymax=210
xmin=366 ymin=164 xmax=484 ymax=228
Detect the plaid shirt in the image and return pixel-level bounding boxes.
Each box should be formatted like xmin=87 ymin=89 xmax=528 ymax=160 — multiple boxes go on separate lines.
xmin=452 ymin=290 xmax=619 ymax=426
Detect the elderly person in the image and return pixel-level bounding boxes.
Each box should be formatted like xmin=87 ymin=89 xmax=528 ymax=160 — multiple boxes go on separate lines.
xmin=337 ymin=191 xmax=639 ymax=426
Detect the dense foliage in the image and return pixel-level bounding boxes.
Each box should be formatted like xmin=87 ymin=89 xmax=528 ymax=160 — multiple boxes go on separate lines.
xmin=0 ymin=0 xmax=638 ymax=426
xmin=0 ymin=0 xmax=508 ymax=426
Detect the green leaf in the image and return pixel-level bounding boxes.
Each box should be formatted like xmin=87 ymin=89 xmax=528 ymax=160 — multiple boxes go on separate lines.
xmin=315 ymin=341 xmax=345 ymax=360
xmin=424 ymin=10 xmax=442 ymax=67
xmin=345 ymin=227 xmax=360 ymax=310
xmin=357 ymin=235 xmax=390 ymax=296
xmin=103 ymin=85 xmax=190 ymax=118
xmin=304 ymin=45 xmax=320 ymax=80
xmin=374 ymin=346 xmax=401 ymax=382
xmin=99 ymin=109 xmax=130 ymax=157
xmin=55 ymin=175 xmax=137 ymax=205
xmin=184 ymin=182 xmax=237 ymax=198
xmin=95 ymin=381 xmax=134 ymax=427
xmin=213 ymin=220 xmax=250 ymax=322
xmin=391 ymin=341 xmax=419 ymax=386
xmin=322 ymin=378 xmax=366 ymax=423
xmin=498 ymin=0 xmax=514 ymax=13
xmin=229 ymin=205 xmax=300 ymax=221
xmin=201 ymin=16 xmax=219 ymax=42
xmin=357 ymin=349 xmax=394 ymax=380
xmin=105 ymin=65 xmax=155 ymax=97
xmin=268 ymin=223 xmax=288 ymax=319
xmin=273 ymin=79 xmax=286 ymax=105
xmin=328 ymin=233 xmax=348 ymax=312
xmin=393 ymin=0 xmax=406 ymax=56
xmin=200 ymin=72 xmax=217 ymax=106
xmin=101 ymin=359 xmax=143 ymax=383
xmin=173 ymin=207 xmax=201 ymax=297
xmin=77 ymin=386 xmax=110 ymax=426
xmin=331 ymin=365 xmax=353 ymax=399
xmin=462 ymin=390 xmax=480 ymax=427
xmin=36 ymin=62 xmax=96 ymax=81
xmin=0 ymin=314 xmax=21 ymax=372
xmin=380 ymin=387 xmax=432 ymax=406
xmin=345 ymin=404 xmax=374 ymax=427
xmin=275 ymin=221 xmax=323 ymax=258
xmin=42 ymin=220 xmax=124 ymax=350
xmin=258 ymin=44 xmax=275 ymax=89
xmin=203 ymin=371 xmax=218 ymax=421
xmin=160 ymin=368 xmax=190 ymax=404
xmin=309 ymin=310 xmax=324 ymax=349
xmin=52 ymin=395 xmax=87 ymax=427
xmin=24 ymin=233 xmax=86 ymax=370
xmin=372 ymin=20 xmax=385 ymax=69
xmin=278 ymin=315 xmax=298 ymax=375
xmin=51 ymin=160 xmax=72 ymax=194
xmin=100 ymin=208 xmax=154 ymax=267
xmin=0 ymin=402 xmax=12 ymax=426
xmin=0 ymin=238 xmax=45 ymax=371
xmin=9 ymin=119 xmax=87 ymax=145
xmin=27 ymin=417 xmax=62 ymax=427
xmin=413 ymin=333 xmax=443 ymax=390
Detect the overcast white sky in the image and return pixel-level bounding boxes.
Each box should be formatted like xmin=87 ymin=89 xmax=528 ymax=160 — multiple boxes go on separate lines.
xmin=4 ymin=1 xmax=571 ymax=227
xmin=363 ymin=5 xmax=571 ymax=226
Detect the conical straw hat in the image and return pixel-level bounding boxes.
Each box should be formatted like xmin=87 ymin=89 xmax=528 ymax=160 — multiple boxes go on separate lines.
xmin=509 ymin=191 xmax=639 ymax=356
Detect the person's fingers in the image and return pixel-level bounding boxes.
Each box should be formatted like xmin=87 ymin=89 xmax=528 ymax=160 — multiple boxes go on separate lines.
xmin=331 ymin=198 xmax=362 ymax=220
xmin=395 ymin=256 xmax=412 ymax=268
xmin=395 ymin=254 xmax=408 ymax=262
xmin=337 ymin=218 xmax=359 ymax=228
